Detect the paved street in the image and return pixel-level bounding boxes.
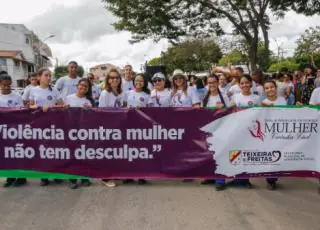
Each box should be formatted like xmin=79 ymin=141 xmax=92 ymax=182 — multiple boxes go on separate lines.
xmin=0 ymin=178 xmax=319 ymax=230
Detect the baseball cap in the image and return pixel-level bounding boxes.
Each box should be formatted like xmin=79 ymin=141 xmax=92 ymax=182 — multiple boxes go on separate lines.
xmin=152 ymin=72 xmax=165 ymax=81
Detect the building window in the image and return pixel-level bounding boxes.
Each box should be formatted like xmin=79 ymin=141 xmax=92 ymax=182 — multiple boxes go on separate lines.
xmin=14 ymin=60 xmax=20 ymax=68
xmin=26 ymin=37 xmax=30 ymax=44
xmin=0 ymin=58 xmax=8 ymax=72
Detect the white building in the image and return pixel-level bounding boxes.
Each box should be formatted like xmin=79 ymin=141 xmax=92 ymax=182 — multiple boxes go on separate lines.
xmin=0 ymin=50 xmax=32 ymax=87
xmin=0 ymin=23 xmax=53 ymax=87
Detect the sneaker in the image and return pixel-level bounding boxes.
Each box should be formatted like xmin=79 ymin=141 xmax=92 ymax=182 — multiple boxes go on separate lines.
xmin=201 ymin=180 xmax=215 ymax=185
xmin=3 ymin=178 xmax=16 ymax=188
xmin=122 ymin=179 xmax=135 ymax=184
xmin=40 ymin=179 xmax=50 ymax=187
xmin=138 ymin=179 xmax=148 ymax=185
xmin=69 ymin=182 xmax=79 ymax=189
xmin=102 ymin=180 xmax=116 ymax=188
xmin=14 ymin=178 xmax=27 ymax=187
xmin=81 ymin=180 xmax=92 ymax=187
xmin=215 ymin=184 xmax=226 ymax=191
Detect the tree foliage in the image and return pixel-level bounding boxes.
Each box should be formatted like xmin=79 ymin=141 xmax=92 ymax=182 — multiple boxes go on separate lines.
xmin=54 ymin=65 xmax=85 ymax=80
xmin=267 ymin=59 xmax=299 ymax=72
xmin=103 ymin=0 xmax=274 ymax=71
xmin=294 ymin=26 xmax=320 ymax=59
xmin=219 ymin=49 xmax=246 ymax=66
xmin=150 ymin=39 xmax=222 ymax=74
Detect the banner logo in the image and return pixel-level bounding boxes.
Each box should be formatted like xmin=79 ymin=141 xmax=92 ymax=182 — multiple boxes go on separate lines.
xmin=229 ymin=150 xmax=241 ymax=165
xmin=248 ymin=120 xmax=265 ymax=141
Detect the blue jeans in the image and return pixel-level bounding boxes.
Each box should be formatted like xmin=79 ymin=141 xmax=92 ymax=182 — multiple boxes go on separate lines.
xmin=216 ymin=179 xmax=225 ymax=185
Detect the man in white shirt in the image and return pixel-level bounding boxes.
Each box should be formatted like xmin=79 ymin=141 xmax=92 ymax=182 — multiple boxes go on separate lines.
xmin=54 ymin=61 xmax=81 ymax=100
xmin=22 ymin=73 xmax=38 ymax=104
xmin=121 ymin=64 xmax=134 ymax=92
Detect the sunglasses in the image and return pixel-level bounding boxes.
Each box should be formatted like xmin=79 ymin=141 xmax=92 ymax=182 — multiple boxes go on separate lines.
xmin=153 ymin=78 xmax=163 ymax=83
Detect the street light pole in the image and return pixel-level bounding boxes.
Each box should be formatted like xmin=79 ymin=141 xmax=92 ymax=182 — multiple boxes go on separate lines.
xmin=36 ymin=34 xmax=55 ymax=70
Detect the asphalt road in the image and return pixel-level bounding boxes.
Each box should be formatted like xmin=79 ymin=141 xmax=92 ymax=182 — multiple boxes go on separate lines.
xmin=0 ymin=178 xmax=319 ymax=230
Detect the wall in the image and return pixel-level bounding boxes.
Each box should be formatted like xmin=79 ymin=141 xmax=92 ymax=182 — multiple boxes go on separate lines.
xmin=0 ymin=26 xmax=35 ymax=63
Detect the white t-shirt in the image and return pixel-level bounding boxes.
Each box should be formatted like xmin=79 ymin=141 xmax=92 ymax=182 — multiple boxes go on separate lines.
xmin=54 ymin=76 xmax=81 ymax=100
xmin=121 ymin=78 xmax=134 ymax=92
xmin=171 ymin=87 xmax=200 ymax=107
xmin=255 ymin=85 xmax=265 ymax=97
xmin=206 ymin=94 xmax=230 ymax=108
xmin=150 ymin=89 xmax=171 ymax=107
xmin=99 ymin=90 xmax=127 ymax=108
xmin=232 ymin=93 xmax=261 ymax=107
xmin=92 ymin=83 xmax=101 ymax=100
xmin=228 ymin=84 xmax=241 ymax=96
xmin=219 ymin=84 xmax=231 ymax=95
xmin=276 ymin=81 xmax=289 ymax=98
xmin=22 ymin=85 xmax=37 ymax=101
xmin=126 ymin=90 xmax=151 ymax=108
xmin=0 ymin=92 xmax=23 ymax=107
xmin=309 ymin=87 xmax=320 ymax=105
xmin=29 ymin=86 xmax=59 ymax=107
xmin=65 ymin=94 xmax=92 ymax=108
xmin=262 ymin=97 xmax=287 ymax=106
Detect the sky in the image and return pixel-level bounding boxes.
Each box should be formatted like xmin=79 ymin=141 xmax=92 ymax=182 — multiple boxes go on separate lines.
xmin=1 ymin=0 xmax=320 ymax=72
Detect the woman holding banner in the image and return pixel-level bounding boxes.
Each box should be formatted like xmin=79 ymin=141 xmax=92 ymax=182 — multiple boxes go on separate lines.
xmin=65 ymin=78 xmax=94 ymax=189
xmin=202 ymin=74 xmax=230 ymax=190
xmin=99 ymin=68 xmax=127 ymax=187
xmin=170 ymin=69 xmax=200 ymax=108
xmin=309 ymin=87 xmax=320 ymax=194
xmin=125 ymin=73 xmax=152 ymax=185
xmin=150 ymin=72 xmax=171 ymax=107
xmin=0 ymin=74 xmax=27 ymax=187
xmin=229 ymin=75 xmax=261 ymax=189
xmin=262 ymin=80 xmax=287 ymax=190
xmin=29 ymin=68 xmax=64 ymax=187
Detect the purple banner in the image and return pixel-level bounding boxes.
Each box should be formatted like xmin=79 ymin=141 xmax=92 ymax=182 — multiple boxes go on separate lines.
xmin=0 ymin=108 xmax=319 ymax=179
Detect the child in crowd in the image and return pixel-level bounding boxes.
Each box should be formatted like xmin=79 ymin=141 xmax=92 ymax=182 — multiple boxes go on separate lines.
xmin=0 ymin=74 xmax=26 ymax=187
xmin=65 ymin=78 xmax=93 ymax=189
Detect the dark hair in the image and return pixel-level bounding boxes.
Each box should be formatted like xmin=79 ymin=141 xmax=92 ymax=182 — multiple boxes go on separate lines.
xmin=240 ymin=74 xmax=252 ymax=82
xmin=263 ymin=80 xmax=277 ymax=89
xmin=196 ymin=78 xmax=204 ymax=89
xmin=188 ymin=75 xmax=197 ymax=86
xmin=68 ymin=61 xmax=78 ymax=66
xmin=0 ymin=74 xmax=12 ymax=82
xmin=134 ymin=73 xmax=150 ymax=94
xmin=104 ymin=68 xmax=122 ymax=95
xmin=252 ymin=70 xmax=264 ymax=84
xmin=0 ymin=71 xmax=8 ymax=76
xmin=235 ymin=67 xmax=244 ymax=73
xmin=203 ymin=74 xmax=226 ymax=108
xmin=78 ymin=78 xmax=94 ymax=106
xmin=37 ymin=68 xmax=52 ymax=91
xmin=87 ymin=73 xmax=94 ymax=79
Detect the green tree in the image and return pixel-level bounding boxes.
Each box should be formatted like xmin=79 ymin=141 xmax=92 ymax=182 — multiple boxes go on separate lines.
xmin=219 ymin=50 xmax=246 ymax=66
xmin=54 ymin=65 xmax=85 ymax=80
xmin=153 ymin=39 xmax=222 ymax=74
xmin=148 ymin=57 xmax=162 ymax=66
xmin=103 ymin=0 xmax=279 ymax=72
xmin=294 ymin=26 xmax=320 ymax=60
xmin=267 ymin=59 xmax=299 ymax=72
